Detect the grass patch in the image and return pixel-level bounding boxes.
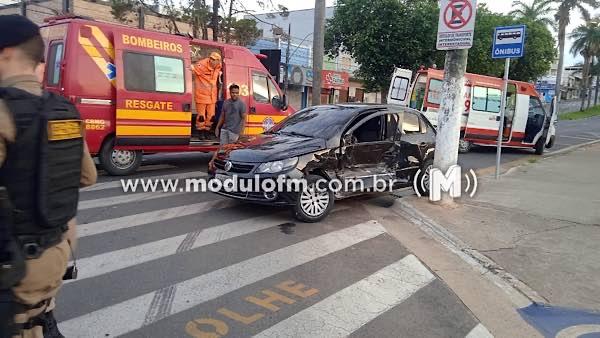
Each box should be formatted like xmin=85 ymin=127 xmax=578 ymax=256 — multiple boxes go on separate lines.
xmin=560 ymin=105 xmax=600 ymax=120
xmin=528 ymin=158 xmax=538 ymax=164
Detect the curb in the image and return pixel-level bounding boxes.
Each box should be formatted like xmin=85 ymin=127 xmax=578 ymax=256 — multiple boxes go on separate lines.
xmin=543 ymin=138 xmax=600 ymax=158
xmin=473 ymin=138 xmax=600 ymax=177
xmin=392 ymin=197 xmax=549 ymax=309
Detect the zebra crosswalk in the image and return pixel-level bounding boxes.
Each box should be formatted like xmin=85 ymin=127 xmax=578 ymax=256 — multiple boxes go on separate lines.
xmin=55 ymin=167 xmax=493 ymax=337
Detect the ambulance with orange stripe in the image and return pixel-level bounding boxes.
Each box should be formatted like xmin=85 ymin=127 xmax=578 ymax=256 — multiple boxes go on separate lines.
xmin=387 ymin=67 xmax=557 ymax=154
xmin=39 ymin=15 xmax=294 ymax=175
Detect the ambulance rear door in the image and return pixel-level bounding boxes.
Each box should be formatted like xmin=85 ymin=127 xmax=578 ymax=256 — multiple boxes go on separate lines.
xmin=387 ymin=68 xmax=413 ymax=106
xmin=113 ymin=31 xmax=193 ymax=147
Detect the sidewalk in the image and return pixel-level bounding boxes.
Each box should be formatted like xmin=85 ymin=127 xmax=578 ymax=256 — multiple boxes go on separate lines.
xmin=399 ymin=143 xmax=600 ymax=312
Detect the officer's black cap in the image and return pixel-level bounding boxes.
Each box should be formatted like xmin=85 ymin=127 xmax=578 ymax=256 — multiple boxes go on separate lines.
xmin=0 ymin=15 xmax=41 ymax=50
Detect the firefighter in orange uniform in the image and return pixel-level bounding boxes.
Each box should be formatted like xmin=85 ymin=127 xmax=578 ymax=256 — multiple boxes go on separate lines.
xmin=192 ymin=52 xmax=222 ymax=132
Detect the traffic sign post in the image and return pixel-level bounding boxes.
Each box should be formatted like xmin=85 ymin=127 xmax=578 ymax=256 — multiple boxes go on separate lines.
xmin=433 ymin=0 xmax=476 ymax=204
xmin=436 ymin=0 xmax=477 ymax=50
xmin=492 ymin=25 xmax=526 ymax=179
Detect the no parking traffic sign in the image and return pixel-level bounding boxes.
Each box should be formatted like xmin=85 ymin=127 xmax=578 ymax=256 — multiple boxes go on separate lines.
xmin=436 ymin=0 xmax=477 ymax=50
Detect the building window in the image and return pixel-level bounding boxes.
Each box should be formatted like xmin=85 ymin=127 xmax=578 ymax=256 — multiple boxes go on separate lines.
xmin=472 ymin=86 xmax=501 ymax=113
xmin=124 ymin=52 xmax=184 ymax=93
xmin=47 ymin=42 xmax=64 ymax=86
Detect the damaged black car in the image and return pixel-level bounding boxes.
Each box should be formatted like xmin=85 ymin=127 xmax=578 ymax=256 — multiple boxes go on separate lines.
xmin=209 ymin=104 xmax=436 ymax=222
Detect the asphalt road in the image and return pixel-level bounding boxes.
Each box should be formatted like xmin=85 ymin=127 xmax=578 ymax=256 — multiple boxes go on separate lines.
xmin=55 ymin=163 xmax=488 ymax=337
xmin=56 ymin=117 xmax=598 ymax=336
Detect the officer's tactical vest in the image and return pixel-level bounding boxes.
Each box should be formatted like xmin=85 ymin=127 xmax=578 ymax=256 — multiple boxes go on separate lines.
xmin=0 ymin=87 xmax=83 ymax=249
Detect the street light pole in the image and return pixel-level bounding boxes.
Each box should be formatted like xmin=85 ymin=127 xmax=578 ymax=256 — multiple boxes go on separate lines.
xmin=312 ymin=0 xmax=325 ymax=106
xmin=284 ymin=24 xmax=291 ymax=97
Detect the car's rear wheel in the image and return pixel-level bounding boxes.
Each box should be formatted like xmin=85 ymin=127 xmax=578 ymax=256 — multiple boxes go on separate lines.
xmin=293 ymin=175 xmax=334 ymax=223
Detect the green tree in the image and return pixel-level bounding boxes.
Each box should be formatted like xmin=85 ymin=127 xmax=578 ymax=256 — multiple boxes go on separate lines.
xmin=325 ymin=0 xmax=444 ymax=98
xmin=509 ymin=0 xmax=556 ymax=29
xmin=325 ymin=1 xmax=556 ymax=97
xmin=569 ymin=17 xmax=600 ymax=110
xmin=229 ymin=18 xmax=263 ymax=46
xmin=552 ymin=0 xmax=599 ymax=101
xmin=468 ymin=5 xmax=556 ymax=81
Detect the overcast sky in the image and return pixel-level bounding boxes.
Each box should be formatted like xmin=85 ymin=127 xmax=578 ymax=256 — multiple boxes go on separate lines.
xmin=241 ymin=0 xmax=600 ymax=66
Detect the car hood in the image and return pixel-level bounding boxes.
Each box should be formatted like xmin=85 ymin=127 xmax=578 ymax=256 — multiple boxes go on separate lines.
xmin=221 ymin=133 xmax=327 ymax=163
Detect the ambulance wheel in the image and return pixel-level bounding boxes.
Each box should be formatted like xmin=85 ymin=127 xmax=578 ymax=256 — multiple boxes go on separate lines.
xmin=293 ymin=175 xmax=334 ymax=223
xmin=546 ymin=135 xmax=555 ymax=149
xmin=458 ymin=139 xmax=472 ymax=153
xmin=534 ymin=137 xmax=545 ymax=155
xmin=99 ymin=137 xmax=142 ymax=176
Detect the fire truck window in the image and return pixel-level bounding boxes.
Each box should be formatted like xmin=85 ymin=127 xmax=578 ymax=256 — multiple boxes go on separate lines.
xmin=426 ymin=79 xmax=442 ymax=105
xmin=47 ymin=42 xmax=64 ymax=86
xmin=124 ymin=52 xmax=184 ymax=93
xmin=268 ymin=77 xmax=279 ymax=100
xmin=390 ymin=76 xmax=409 ymax=101
xmin=252 ymin=73 xmax=270 ymax=103
xmin=154 ymin=56 xmax=184 ymax=93
xmin=124 ymin=52 xmax=155 ymax=92
xmin=472 ymin=86 xmax=501 ymax=113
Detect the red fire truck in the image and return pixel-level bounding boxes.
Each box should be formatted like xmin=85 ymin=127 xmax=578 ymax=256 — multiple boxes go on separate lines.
xmin=39 ymin=15 xmax=294 ymax=175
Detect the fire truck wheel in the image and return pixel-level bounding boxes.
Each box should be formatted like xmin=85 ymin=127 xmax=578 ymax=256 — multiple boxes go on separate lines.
xmin=99 ymin=137 xmax=143 ymax=176
xmin=534 ymin=137 xmax=545 ymax=155
xmin=458 ymin=139 xmax=472 ymax=153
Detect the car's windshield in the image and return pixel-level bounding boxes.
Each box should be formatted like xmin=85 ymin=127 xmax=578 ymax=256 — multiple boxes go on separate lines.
xmin=267 ymin=106 xmax=357 ymax=139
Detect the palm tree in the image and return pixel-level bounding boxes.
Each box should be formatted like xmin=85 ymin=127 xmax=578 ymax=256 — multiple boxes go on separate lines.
xmin=509 ymin=0 xmax=556 ymax=29
xmin=553 ymin=0 xmax=599 ymax=107
xmin=570 ymin=17 xmax=600 ymax=110
xmin=591 ymin=57 xmax=600 ymax=105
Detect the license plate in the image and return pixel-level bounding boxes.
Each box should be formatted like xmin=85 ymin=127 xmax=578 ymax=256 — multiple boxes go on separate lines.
xmin=215 ymin=174 xmax=230 ymax=182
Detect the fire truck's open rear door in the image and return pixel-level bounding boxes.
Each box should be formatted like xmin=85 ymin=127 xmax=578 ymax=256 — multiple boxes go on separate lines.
xmin=113 ymin=31 xmax=192 ymax=147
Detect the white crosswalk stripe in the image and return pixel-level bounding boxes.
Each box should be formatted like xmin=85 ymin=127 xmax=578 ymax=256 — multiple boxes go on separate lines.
xmin=77 ymin=199 xmax=236 ymax=238
xmin=71 ymin=206 xmax=344 ymax=282
xmin=57 ymin=175 xmax=492 ymax=337
xmin=58 ymin=221 xmax=387 ymax=336
xmin=253 ymin=254 xmax=435 ymax=338
xmin=78 ymin=191 xmax=184 ymax=210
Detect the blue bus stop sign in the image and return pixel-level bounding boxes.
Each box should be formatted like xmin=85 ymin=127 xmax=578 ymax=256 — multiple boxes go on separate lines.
xmin=492 ymin=25 xmax=526 ymax=59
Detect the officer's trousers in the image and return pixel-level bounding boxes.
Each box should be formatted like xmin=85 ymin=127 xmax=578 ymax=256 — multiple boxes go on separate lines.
xmin=11 ymin=239 xmax=69 ymax=338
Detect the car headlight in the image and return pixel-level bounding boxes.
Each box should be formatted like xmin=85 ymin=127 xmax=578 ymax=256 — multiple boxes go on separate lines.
xmin=256 ymin=157 xmax=298 ymax=173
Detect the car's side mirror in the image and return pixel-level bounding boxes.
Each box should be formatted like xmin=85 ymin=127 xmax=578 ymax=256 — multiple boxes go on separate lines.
xmin=271 ymin=95 xmax=282 ymax=109
xmin=272 ymin=95 xmax=288 ymax=110
xmin=343 ymin=133 xmax=355 ymax=145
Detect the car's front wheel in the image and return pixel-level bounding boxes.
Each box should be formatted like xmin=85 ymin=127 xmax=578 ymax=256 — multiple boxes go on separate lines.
xmin=414 ymin=159 xmax=433 ymax=196
xmin=293 ymin=174 xmax=334 ymax=223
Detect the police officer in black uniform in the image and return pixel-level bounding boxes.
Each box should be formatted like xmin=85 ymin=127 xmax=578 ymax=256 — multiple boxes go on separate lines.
xmin=0 ymin=15 xmax=97 ymax=337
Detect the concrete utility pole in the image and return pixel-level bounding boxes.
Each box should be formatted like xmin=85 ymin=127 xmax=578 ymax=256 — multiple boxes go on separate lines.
xmin=432 ymin=49 xmax=469 ymax=202
xmin=284 ymin=24 xmax=291 ymax=97
xmin=312 ymin=0 xmax=325 ymax=106
xmin=20 ymin=0 xmax=26 ymax=16
xmin=137 ymin=6 xmax=145 ymax=29
xmin=212 ymin=0 xmax=219 ymax=41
